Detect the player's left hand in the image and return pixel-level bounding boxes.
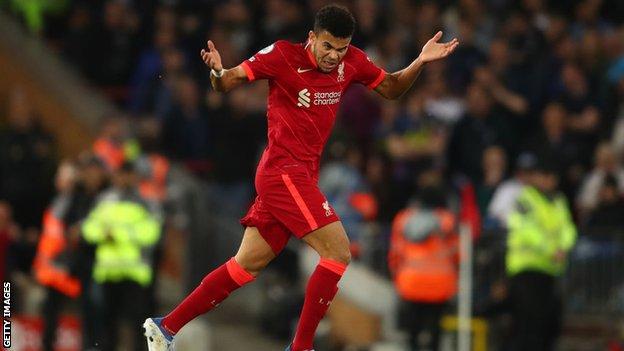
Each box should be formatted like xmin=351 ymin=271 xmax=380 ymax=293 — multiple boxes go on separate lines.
xmin=418 ymin=31 xmax=459 ymax=63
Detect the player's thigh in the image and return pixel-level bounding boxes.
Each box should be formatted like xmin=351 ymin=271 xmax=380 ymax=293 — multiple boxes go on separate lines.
xmin=234 ymin=226 xmax=277 ymax=275
xmin=301 ymin=221 xmax=351 ymax=264
xmin=259 ymin=171 xmax=341 ymax=240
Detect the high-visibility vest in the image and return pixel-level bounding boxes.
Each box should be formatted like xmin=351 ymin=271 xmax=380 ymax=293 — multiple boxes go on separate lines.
xmin=389 ymin=208 xmax=458 ymax=303
xmin=33 ymin=208 xmax=81 ymax=297
xmin=82 ymin=192 xmax=161 ymax=286
xmin=506 ymin=186 xmax=577 ymax=277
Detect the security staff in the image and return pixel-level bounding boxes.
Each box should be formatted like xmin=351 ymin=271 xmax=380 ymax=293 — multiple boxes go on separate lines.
xmin=506 ymin=160 xmax=577 ymax=351
xmin=389 ymin=185 xmax=458 ymax=351
xmin=82 ymin=161 xmax=161 ymax=351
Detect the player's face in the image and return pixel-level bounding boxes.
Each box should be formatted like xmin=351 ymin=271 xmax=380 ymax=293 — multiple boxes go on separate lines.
xmin=309 ymin=30 xmax=351 ymax=73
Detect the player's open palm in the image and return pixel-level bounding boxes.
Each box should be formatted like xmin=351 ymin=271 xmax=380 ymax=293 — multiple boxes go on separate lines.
xmin=200 ymin=40 xmax=223 ymax=71
xmin=419 ymin=31 xmax=459 ymax=63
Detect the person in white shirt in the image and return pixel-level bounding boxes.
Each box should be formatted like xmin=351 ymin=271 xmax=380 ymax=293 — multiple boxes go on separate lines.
xmin=487 ymin=152 xmax=537 ymax=227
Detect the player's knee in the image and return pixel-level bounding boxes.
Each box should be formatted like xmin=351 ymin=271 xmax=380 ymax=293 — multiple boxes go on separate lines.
xmin=325 ymin=246 xmax=351 ymax=266
xmin=235 ymin=253 xmax=273 ymax=276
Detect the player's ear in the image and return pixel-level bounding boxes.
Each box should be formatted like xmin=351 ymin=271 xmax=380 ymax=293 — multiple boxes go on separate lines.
xmin=308 ymin=30 xmax=316 ymax=43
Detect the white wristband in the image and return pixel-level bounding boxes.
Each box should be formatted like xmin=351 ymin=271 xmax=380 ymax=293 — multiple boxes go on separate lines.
xmin=211 ymin=68 xmax=224 ymax=78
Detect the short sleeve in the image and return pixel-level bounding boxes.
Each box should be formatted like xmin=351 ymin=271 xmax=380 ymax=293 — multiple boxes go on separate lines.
xmin=350 ymin=46 xmax=386 ymax=89
xmin=240 ymin=42 xmax=284 ymax=81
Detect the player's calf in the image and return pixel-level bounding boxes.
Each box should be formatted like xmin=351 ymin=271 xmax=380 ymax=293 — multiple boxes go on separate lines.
xmin=155 ymin=257 xmax=256 ymax=336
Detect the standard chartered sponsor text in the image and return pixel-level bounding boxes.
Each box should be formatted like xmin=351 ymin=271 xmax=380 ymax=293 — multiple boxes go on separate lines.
xmin=313 ymin=91 xmax=341 ymax=105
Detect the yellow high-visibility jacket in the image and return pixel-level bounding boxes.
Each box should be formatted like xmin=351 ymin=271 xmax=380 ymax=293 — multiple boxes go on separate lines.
xmin=82 ymin=190 xmax=161 ymax=286
xmin=506 ymin=186 xmax=577 ymax=277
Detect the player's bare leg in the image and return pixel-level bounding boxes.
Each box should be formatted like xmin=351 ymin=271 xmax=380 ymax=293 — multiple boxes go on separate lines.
xmin=144 ymin=227 xmax=275 ymax=351
xmin=234 ymin=226 xmax=278 ymax=275
xmin=287 ymin=221 xmax=351 ymax=351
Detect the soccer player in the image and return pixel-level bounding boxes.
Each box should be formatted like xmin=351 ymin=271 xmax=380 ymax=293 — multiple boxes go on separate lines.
xmin=144 ymin=4 xmax=458 ymax=351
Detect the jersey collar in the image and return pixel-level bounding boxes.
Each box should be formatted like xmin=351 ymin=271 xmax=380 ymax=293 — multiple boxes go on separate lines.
xmin=304 ymin=40 xmax=318 ymax=68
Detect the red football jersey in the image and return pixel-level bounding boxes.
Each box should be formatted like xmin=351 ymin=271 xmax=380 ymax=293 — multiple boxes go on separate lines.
xmin=240 ymin=40 xmax=385 ymax=179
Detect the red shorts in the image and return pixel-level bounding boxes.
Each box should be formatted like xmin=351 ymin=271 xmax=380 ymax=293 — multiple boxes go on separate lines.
xmin=240 ymin=171 xmax=340 ymax=254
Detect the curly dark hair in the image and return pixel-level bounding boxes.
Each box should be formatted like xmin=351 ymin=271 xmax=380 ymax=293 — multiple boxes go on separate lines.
xmin=313 ymin=4 xmax=356 ymax=39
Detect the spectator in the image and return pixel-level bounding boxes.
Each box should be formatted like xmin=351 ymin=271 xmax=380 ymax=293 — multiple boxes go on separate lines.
xmin=576 ymin=141 xmax=624 ymax=219
xmin=578 ymin=29 xmax=604 ymax=77
xmin=473 ymin=40 xmax=530 ymax=119
xmin=554 ymin=63 xmax=601 ymax=166
xmin=162 ymin=75 xmax=211 ymax=168
xmin=367 ymin=30 xmax=407 ymax=73
xmin=476 ymin=145 xmax=507 ymax=224
xmin=523 ymin=102 xmax=580 ymax=198
xmin=447 ymin=83 xmax=513 ymax=183
xmin=423 ymin=69 xmax=465 ymax=125
xmin=487 ymin=152 xmax=537 ymax=227
xmin=443 ymin=0 xmax=496 ymax=54
xmin=569 ymin=0 xmax=614 ymax=39
xmin=261 ymin=0 xmax=308 ymax=43
xmin=503 ymin=9 xmax=547 ymax=70
xmin=81 ymin=162 xmax=161 ymax=351
xmin=63 ymin=3 xmax=95 ymax=75
xmin=351 ymin=0 xmax=386 ymax=49
xmin=129 ymin=24 xmax=178 ymax=114
xmin=386 ymin=90 xmax=448 ymax=184
xmin=445 ymin=19 xmax=487 ymax=94
xmin=89 ymin=0 xmax=141 ymax=92
xmin=215 ymin=0 xmax=254 ymax=55
xmin=556 ymin=62 xmax=600 ymax=127
xmin=584 ymin=174 xmax=624 ymax=238
xmin=210 ymin=87 xmax=266 ymax=194
xmin=506 ymin=159 xmax=577 ymax=351
xmin=0 ymin=88 xmax=56 ymax=232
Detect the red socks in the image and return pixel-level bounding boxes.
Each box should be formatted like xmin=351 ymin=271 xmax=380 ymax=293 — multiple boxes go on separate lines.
xmin=161 ymin=254 xmax=347 ymax=351
xmin=162 ymin=257 xmax=255 ymax=334
xmin=292 ymin=258 xmax=347 ymax=351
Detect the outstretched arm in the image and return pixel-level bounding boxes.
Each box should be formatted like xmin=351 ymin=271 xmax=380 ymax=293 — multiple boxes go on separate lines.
xmin=200 ymin=40 xmax=248 ymax=93
xmin=374 ymin=31 xmax=459 ymax=100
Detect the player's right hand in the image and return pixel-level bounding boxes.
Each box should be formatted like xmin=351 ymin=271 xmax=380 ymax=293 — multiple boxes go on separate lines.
xmin=200 ymin=40 xmax=223 ymax=72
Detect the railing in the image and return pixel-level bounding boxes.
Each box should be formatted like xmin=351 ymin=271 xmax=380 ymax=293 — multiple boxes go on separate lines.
xmin=563 ymin=236 xmax=624 ymax=316
xmin=473 ymin=229 xmax=624 ymax=317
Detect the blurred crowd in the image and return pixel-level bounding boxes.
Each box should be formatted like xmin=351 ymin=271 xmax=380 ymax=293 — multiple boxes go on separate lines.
xmin=9 ymin=0 xmax=622 ymax=237
xmin=3 ymin=0 xmax=624 ymax=349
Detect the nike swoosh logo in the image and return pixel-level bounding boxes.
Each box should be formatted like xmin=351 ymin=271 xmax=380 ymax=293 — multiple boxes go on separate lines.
xmin=297 ymin=67 xmax=313 ymax=73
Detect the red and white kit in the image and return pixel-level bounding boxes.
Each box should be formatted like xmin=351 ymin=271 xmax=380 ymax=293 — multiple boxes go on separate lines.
xmin=239 ymin=40 xmax=385 ymax=253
